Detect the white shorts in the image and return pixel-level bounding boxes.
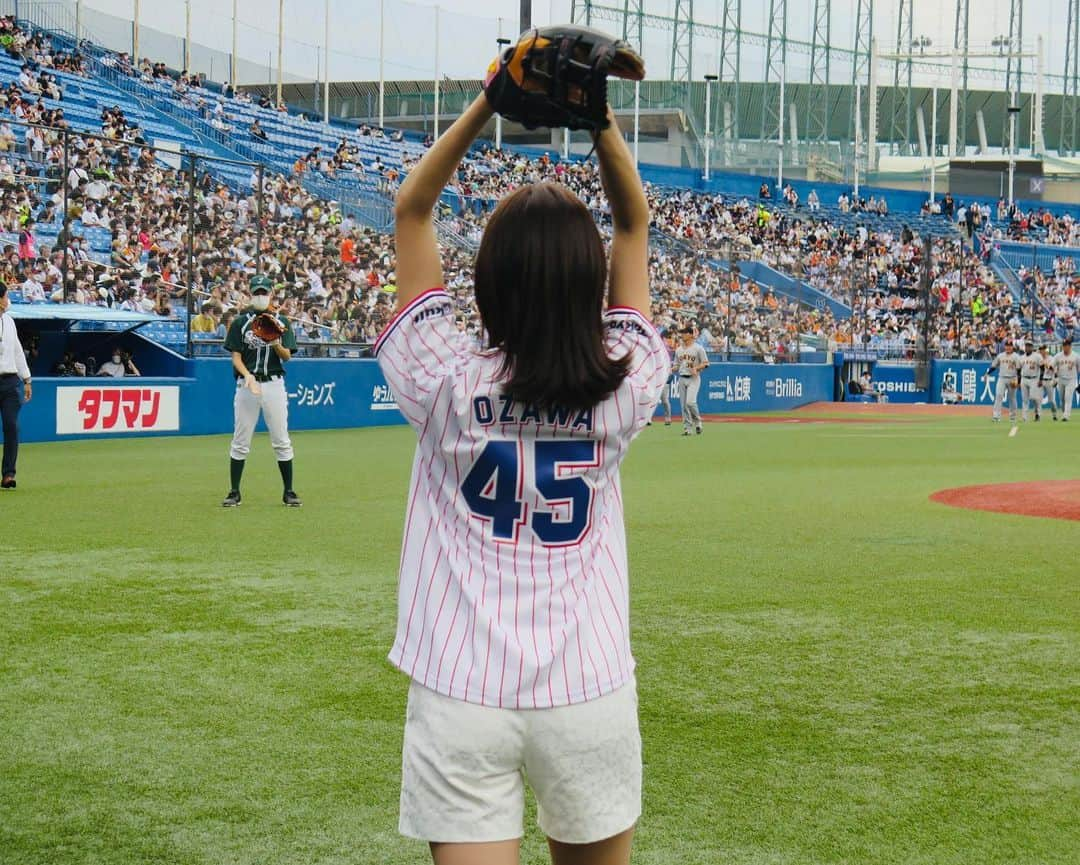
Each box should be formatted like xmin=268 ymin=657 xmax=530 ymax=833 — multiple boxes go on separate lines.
xmin=399 ymin=677 xmax=641 ymax=845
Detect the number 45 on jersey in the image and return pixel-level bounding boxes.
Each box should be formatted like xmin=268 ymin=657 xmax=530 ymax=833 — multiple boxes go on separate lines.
xmin=461 ymin=440 xmax=599 ymax=546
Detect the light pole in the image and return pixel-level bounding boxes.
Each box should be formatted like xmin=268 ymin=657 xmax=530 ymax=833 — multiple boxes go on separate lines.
xmin=913 ymin=35 xmax=933 ymax=193
xmin=777 ymin=62 xmax=786 ymax=190
xmin=433 ymin=5 xmax=441 ymax=140
xmin=853 ymin=82 xmax=861 ymax=198
xmin=495 ymin=37 xmax=510 ymax=149
xmin=725 ymin=239 xmax=735 ymax=360
xmin=703 ymin=74 xmax=717 ymax=182
xmin=929 ymin=85 xmax=938 ymax=204
xmin=323 ymin=0 xmax=330 ymax=124
xmin=1008 ymin=100 xmax=1020 ymax=205
xmin=954 ymin=239 xmax=963 ymax=357
xmin=378 ymin=0 xmax=385 ymax=127
xmin=991 ymin=35 xmax=1010 ymax=56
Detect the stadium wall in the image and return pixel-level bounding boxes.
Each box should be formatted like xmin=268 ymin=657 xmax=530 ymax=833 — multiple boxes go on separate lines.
xmin=840 ymin=361 xmax=1077 ymax=408
xmin=868 ymin=364 xmax=930 ymax=404
xmin=926 ymin=359 xmax=1076 ymax=407
xmin=543 ymin=156 xmax=1080 ymax=220
xmin=20 ymin=359 xmax=836 ymax=443
xmin=686 ymin=363 xmax=834 ymax=415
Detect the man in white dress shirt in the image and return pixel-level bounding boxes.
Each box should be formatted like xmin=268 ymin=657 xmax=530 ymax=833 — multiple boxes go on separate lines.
xmin=0 ymin=283 xmax=33 ymax=489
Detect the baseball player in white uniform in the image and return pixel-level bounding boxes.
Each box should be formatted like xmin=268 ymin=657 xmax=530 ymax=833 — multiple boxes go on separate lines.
xmin=675 ymin=325 xmax=709 ymax=435
xmin=1019 ymin=343 xmax=1043 ymax=422
xmin=988 ymin=339 xmax=1022 ymax=422
xmin=1055 ymin=338 xmax=1079 ymax=421
xmin=379 ymin=89 xmax=668 ymax=858
xmin=1038 ymin=345 xmax=1058 ymax=421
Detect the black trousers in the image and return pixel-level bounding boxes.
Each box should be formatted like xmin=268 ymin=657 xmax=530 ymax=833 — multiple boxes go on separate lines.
xmin=0 ymin=374 xmax=22 ymax=478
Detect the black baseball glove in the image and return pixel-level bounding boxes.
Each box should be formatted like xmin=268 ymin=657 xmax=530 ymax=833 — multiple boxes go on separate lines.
xmin=483 ymin=24 xmax=645 ymax=132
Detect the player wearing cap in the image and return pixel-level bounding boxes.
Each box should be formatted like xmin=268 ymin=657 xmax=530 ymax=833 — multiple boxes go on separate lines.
xmin=1038 ymin=345 xmax=1058 ymax=421
xmin=1019 ymin=342 xmax=1043 ymax=422
xmin=988 ymin=339 xmax=1021 ymax=422
xmin=221 ymin=275 xmax=301 ymax=507
xmin=1055 ymin=338 xmax=1079 ymax=421
xmin=675 ymin=325 xmax=708 ymax=435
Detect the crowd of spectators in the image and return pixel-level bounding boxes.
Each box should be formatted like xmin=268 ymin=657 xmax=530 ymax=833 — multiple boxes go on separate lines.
xmin=0 ymin=13 xmax=1075 ymax=360
xmin=432 ymin=146 xmax=1070 ymax=357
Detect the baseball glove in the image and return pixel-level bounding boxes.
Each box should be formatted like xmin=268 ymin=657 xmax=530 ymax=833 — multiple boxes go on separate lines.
xmin=483 ymin=24 xmax=645 ymax=132
xmin=251 ymin=312 xmax=286 ymax=343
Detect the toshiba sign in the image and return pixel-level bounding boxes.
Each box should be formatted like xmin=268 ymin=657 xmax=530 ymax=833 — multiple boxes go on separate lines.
xmin=56 ymin=386 xmax=180 ymax=435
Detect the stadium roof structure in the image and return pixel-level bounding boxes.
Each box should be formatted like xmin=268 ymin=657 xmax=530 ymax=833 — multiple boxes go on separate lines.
xmin=259 ymin=78 xmax=1080 ymax=157
xmin=8 ymin=304 xmax=159 ymax=324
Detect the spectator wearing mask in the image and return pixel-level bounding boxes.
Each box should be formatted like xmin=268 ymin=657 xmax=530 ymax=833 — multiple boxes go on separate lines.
xmin=98 ymin=348 xmax=140 ymax=377
xmin=20 ymin=263 xmax=46 ymax=301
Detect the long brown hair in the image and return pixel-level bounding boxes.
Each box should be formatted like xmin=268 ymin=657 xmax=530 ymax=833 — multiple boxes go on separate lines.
xmin=473 ymin=182 xmax=629 ymax=411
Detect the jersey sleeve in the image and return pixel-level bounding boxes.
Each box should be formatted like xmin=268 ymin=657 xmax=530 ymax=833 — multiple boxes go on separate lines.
xmin=281 ymin=317 xmax=299 ymax=351
xmin=603 ymin=307 xmax=671 ymax=432
xmin=223 ymin=317 xmax=244 ymax=353
xmin=374 ymin=289 xmax=468 ymax=428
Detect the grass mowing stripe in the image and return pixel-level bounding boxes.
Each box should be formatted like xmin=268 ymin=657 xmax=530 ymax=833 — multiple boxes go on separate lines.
xmin=1 ymin=419 xmax=1077 ymax=864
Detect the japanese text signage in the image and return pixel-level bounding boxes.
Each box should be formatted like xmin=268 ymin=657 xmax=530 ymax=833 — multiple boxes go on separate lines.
xmin=288 ymin=382 xmax=337 ymax=407
xmin=56 ymin=386 xmax=180 ymax=435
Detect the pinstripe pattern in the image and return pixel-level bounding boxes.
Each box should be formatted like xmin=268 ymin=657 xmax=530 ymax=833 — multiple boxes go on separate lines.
xmin=378 ymin=292 xmax=669 ymax=708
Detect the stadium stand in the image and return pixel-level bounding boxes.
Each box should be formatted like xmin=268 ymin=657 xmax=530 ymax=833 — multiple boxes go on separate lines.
xmin=1 ymin=10 xmax=1076 ymax=367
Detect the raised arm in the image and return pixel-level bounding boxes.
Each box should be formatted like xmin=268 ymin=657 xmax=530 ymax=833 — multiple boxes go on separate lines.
xmin=393 ymin=95 xmax=493 ymax=311
xmin=594 ymin=107 xmax=651 ymax=318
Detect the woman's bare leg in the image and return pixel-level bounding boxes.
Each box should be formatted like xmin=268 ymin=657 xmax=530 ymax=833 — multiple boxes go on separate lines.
xmin=430 ymin=839 xmax=520 ymax=865
xmin=548 ymin=827 xmax=635 ymax=865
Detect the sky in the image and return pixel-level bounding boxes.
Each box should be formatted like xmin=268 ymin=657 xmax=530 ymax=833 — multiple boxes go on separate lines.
xmin=73 ymin=1 xmax=1070 ymax=90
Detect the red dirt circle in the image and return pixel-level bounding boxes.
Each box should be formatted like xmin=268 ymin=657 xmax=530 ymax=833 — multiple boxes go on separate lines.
xmin=930 ymin=480 xmax=1080 ymax=523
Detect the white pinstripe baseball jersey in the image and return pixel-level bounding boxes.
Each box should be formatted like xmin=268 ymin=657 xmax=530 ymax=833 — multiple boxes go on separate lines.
xmin=375 ymin=289 xmax=669 ymax=709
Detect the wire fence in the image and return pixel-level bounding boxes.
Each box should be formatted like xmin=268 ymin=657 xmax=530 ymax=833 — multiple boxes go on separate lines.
xmin=1 ymin=114 xmax=390 ymax=358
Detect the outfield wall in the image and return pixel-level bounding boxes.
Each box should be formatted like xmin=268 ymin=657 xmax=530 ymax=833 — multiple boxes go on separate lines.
xmin=680 ymin=363 xmax=833 ymax=415
xmin=31 ymin=359 xmax=1072 ymax=443
xmin=931 ymin=359 xmax=1080 ymax=407
xmin=878 ymin=360 xmax=1080 ymax=408
xmin=20 ymin=359 xmax=836 ymax=443
xmin=21 ymin=359 xmax=403 ymax=444
xmin=870 ymin=364 xmax=930 ymax=403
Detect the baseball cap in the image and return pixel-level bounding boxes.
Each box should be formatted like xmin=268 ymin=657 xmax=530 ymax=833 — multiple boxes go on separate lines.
xmin=250 ymin=274 xmax=271 ymax=293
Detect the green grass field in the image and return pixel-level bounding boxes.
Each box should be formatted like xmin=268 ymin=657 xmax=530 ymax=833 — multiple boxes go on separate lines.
xmin=2 ymin=415 xmax=1078 ymax=865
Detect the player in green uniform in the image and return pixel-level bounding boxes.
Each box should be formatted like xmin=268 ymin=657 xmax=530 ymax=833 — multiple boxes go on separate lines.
xmin=222 ymin=275 xmax=302 ymax=507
